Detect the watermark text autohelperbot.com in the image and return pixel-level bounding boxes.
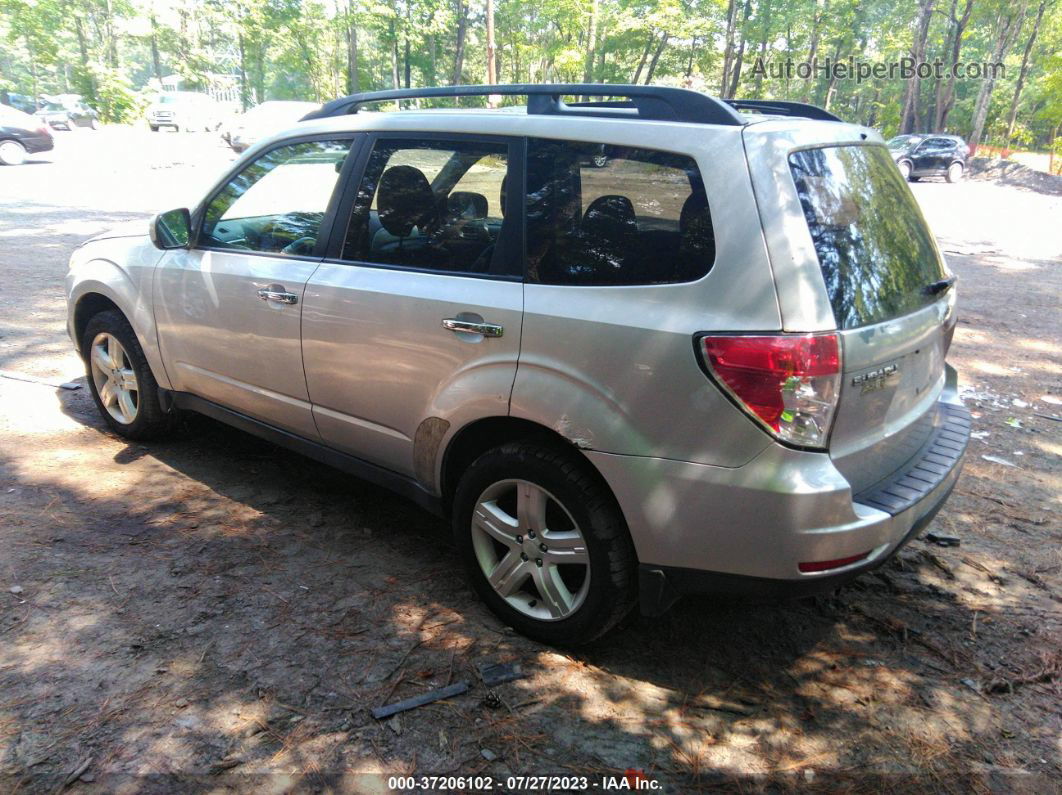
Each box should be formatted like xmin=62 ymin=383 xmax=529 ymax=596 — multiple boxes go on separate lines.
xmin=752 ymin=56 xmax=1005 ymax=84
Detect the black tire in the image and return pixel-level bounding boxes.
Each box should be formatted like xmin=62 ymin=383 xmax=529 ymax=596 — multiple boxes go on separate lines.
xmin=452 ymin=441 xmax=637 ymax=645
xmin=81 ymin=310 xmax=177 ymax=440
xmin=897 ymin=160 xmax=912 ymax=181
xmin=149 ymin=125 xmax=159 ymax=132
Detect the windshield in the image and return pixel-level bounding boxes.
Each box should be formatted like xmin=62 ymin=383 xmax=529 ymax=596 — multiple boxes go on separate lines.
xmin=789 ymin=144 xmax=946 ymax=329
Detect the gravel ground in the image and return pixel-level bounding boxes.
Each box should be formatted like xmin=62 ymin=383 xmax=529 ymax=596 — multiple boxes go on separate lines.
xmin=0 ymin=127 xmax=1060 ymax=793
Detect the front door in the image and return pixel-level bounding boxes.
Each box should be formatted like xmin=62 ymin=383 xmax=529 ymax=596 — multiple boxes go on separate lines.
xmin=155 ymin=137 xmax=353 ymax=438
xmin=301 ymin=135 xmax=522 ymax=477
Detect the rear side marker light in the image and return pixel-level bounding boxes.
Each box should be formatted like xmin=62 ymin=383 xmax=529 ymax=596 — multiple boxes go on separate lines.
xmin=698 ymin=333 xmax=842 ymax=449
xmin=798 ymin=551 xmax=872 ymax=573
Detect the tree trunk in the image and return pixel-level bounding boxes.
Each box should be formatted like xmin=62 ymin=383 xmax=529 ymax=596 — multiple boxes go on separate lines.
xmin=720 ymin=0 xmax=738 ymax=95
xmin=805 ymin=0 xmax=829 ymax=101
xmin=103 ymin=0 xmax=119 ymax=68
xmin=644 ymin=30 xmax=669 ymax=84
xmin=453 ymin=0 xmax=468 ymax=85
xmin=1005 ymin=0 xmax=1046 ymax=143
xmin=969 ymin=0 xmax=1028 ymax=153
xmin=899 ymin=0 xmax=936 ymax=134
xmin=933 ymin=0 xmax=974 ymax=130
xmin=726 ymin=0 xmax=753 ymax=98
xmin=347 ymin=7 xmax=359 ymax=94
xmin=73 ymin=15 xmax=98 ymax=104
xmin=487 ymin=0 xmax=498 ymax=86
xmin=582 ymin=0 xmax=598 ymax=85
xmin=632 ymin=29 xmax=654 ymax=84
xmin=752 ymin=0 xmax=773 ymax=96
xmin=430 ymin=34 xmax=437 ymax=85
xmin=404 ymin=1 xmax=412 ymax=88
xmin=150 ymin=13 xmax=164 ymax=82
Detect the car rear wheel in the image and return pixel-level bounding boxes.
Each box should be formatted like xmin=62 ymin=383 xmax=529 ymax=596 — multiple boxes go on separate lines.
xmin=149 ymin=125 xmax=159 ymax=132
xmin=82 ymin=310 xmax=176 ymax=440
xmin=0 ymin=140 xmax=27 ymax=166
xmin=452 ymin=441 xmax=637 ymax=645
xmin=946 ymin=162 xmax=964 ymax=183
xmin=897 ymin=160 xmax=912 ymax=181
xmin=89 ymin=119 xmax=100 ymax=130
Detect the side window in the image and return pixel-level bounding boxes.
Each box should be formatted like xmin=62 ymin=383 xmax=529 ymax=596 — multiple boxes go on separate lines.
xmin=919 ymin=138 xmax=951 ymax=155
xmin=200 ymin=139 xmax=350 ymax=257
xmin=342 ymin=138 xmax=509 ymax=274
xmin=525 ymin=138 xmax=714 ymax=286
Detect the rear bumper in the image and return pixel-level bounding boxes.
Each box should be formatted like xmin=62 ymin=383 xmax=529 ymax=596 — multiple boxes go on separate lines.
xmin=22 ymin=134 xmax=54 ymax=154
xmin=586 ymin=367 xmax=969 ymax=614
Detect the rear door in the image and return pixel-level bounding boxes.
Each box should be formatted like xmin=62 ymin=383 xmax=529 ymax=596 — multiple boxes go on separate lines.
xmin=301 ymin=134 xmax=523 ymax=477
xmin=154 ymin=136 xmax=353 ymax=439
xmin=787 ymin=143 xmax=956 ymax=492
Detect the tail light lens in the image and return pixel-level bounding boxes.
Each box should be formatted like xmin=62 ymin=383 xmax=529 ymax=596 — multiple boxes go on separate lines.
xmin=698 ymin=333 xmax=842 ymax=449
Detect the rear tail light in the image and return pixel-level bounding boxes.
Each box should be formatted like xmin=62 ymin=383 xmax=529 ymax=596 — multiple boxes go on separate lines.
xmin=698 ymin=333 xmax=842 ymax=449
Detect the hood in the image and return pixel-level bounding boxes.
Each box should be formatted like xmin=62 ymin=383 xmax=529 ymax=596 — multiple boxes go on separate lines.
xmin=84 ymin=219 xmax=151 ymax=245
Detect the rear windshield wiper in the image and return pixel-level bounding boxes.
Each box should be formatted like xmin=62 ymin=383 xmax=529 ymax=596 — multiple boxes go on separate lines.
xmin=923 ymin=276 xmax=956 ymax=296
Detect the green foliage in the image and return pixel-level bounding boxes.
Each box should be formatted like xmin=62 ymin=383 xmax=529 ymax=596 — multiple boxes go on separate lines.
xmin=0 ymin=0 xmax=1058 ymax=148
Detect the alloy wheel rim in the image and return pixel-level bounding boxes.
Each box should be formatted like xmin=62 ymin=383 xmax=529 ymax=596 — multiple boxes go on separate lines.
xmin=471 ymin=479 xmax=591 ymax=622
xmin=0 ymin=141 xmax=26 ymax=165
xmin=89 ymin=332 xmax=139 ymax=424
xmin=949 ymin=163 xmax=962 ymax=180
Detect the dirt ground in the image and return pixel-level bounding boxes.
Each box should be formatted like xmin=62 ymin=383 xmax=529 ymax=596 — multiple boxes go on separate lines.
xmin=0 ymin=128 xmax=1059 ymax=793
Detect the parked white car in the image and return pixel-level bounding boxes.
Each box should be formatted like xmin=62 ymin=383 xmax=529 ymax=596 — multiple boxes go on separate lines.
xmin=228 ymin=101 xmax=319 ymax=152
xmin=147 ymin=92 xmax=221 ymax=133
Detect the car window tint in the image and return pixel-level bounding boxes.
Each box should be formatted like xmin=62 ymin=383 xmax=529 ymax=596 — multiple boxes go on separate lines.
xmin=525 ymin=138 xmax=714 ymax=286
xmin=789 ymin=144 xmax=945 ymax=329
xmin=200 ymin=139 xmax=350 ymax=257
xmin=342 ymin=138 xmax=509 ymax=275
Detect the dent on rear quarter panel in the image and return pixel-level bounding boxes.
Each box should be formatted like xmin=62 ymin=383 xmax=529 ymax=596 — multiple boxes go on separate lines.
xmin=67 ymin=239 xmax=171 ymax=389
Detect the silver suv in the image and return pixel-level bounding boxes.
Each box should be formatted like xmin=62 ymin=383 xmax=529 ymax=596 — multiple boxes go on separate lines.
xmin=65 ymin=85 xmax=969 ymax=645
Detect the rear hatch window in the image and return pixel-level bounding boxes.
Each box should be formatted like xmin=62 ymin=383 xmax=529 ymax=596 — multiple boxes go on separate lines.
xmin=789 ymin=144 xmax=945 ymax=329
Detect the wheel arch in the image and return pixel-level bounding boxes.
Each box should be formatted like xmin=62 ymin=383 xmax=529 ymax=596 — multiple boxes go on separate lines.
xmin=69 ymin=264 xmax=172 ymax=390
xmin=438 ymin=416 xmax=624 ymax=519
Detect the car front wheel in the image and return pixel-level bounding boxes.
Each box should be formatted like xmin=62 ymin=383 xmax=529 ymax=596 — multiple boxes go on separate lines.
xmin=0 ymin=139 xmax=27 ymax=166
xmin=897 ymin=160 xmax=912 ymax=181
xmin=946 ymin=162 xmax=964 ymax=183
xmin=453 ymin=441 xmax=637 ymax=645
xmin=82 ymin=310 xmax=176 ymax=440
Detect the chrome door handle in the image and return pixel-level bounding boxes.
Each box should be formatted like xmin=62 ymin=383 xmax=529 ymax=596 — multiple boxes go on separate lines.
xmin=442 ymin=318 xmax=504 ymax=338
xmin=257 ymin=287 xmax=298 ymax=305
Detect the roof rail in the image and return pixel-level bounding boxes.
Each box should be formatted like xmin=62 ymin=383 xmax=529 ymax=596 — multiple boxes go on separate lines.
xmin=724 ymin=99 xmax=843 ymax=122
xmin=301 ymin=84 xmax=746 ymax=126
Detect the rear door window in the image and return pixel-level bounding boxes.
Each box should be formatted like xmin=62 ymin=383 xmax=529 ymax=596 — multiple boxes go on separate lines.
xmin=789 ymin=144 xmax=946 ymax=329
xmin=525 ymin=138 xmax=714 ymax=285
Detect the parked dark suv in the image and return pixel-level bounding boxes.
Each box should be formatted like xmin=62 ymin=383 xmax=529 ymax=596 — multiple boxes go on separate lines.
xmin=888 ymin=134 xmax=968 ymax=183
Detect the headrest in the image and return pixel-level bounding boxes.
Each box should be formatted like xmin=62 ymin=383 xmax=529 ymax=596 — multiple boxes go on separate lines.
xmin=582 ymin=194 xmax=637 ymax=237
xmin=378 ymin=165 xmax=436 ymax=237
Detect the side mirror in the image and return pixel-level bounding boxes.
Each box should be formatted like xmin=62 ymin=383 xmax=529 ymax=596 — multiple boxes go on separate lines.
xmin=150 ymin=208 xmax=191 ymax=250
